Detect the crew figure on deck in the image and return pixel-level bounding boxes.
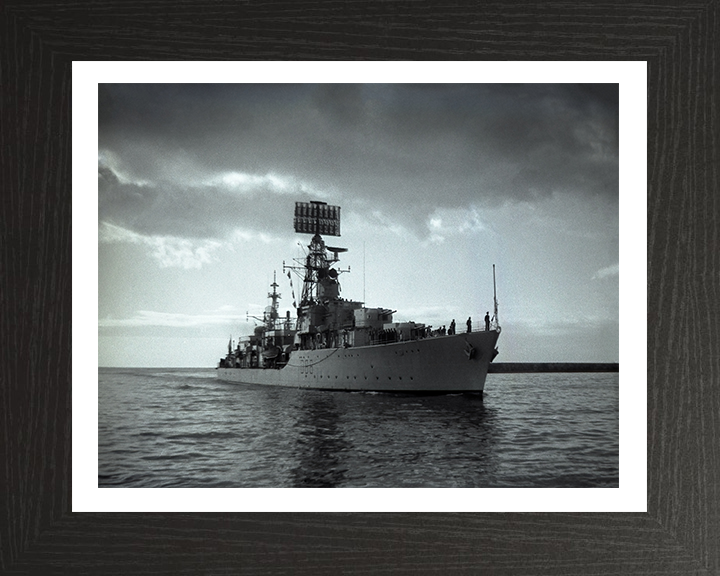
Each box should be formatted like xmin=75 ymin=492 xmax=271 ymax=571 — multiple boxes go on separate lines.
xmin=466 ymin=317 xmax=472 ymax=333
xmin=485 ymin=312 xmax=490 ymax=331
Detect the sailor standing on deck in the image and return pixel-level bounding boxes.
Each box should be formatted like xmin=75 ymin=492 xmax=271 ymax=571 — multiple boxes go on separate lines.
xmin=466 ymin=317 xmax=472 ymax=333
xmin=485 ymin=312 xmax=490 ymax=331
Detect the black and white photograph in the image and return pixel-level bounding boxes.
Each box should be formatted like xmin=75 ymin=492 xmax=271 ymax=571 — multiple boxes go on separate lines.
xmin=4 ymin=2 xmax=719 ymax=574
xmin=97 ymin=82 xmax=620 ymax=489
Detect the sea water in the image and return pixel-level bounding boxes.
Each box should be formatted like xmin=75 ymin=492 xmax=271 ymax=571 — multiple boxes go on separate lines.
xmin=98 ymin=368 xmax=619 ymax=488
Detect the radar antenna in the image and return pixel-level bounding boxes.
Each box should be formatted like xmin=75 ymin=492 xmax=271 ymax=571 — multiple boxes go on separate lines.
xmin=285 ymin=201 xmax=348 ymax=307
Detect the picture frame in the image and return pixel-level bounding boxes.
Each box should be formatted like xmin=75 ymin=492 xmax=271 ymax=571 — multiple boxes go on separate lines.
xmin=2 ymin=2 xmax=717 ymax=573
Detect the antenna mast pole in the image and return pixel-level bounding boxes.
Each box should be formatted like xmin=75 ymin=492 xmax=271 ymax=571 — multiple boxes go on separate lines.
xmin=493 ymin=264 xmax=499 ymax=329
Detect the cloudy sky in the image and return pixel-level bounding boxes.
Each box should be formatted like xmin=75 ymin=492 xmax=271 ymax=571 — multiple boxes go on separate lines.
xmin=98 ymin=83 xmax=619 ymax=367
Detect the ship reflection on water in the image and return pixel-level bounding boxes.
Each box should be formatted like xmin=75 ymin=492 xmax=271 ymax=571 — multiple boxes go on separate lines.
xmin=292 ymin=394 xmax=349 ymax=487
xmin=98 ymin=369 xmax=619 ymax=489
xmin=290 ymin=390 xmax=499 ymax=488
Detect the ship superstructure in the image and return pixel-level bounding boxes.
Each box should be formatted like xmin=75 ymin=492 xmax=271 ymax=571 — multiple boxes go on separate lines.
xmin=217 ymin=201 xmax=500 ymax=393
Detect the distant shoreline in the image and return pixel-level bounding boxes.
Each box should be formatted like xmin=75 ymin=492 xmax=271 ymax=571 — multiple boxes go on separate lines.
xmin=489 ymin=362 xmax=619 ymax=373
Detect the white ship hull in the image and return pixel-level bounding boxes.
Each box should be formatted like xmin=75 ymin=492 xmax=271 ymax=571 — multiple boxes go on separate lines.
xmin=217 ymin=329 xmax=500 ymax=393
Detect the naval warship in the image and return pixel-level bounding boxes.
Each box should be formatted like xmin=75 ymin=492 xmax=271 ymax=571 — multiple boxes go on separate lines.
xmin=217 ymin=201 xmax=500 ymax=393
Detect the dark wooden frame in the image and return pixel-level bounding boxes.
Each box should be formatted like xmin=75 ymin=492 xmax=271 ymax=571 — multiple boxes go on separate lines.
xmin=2 ymin=2 xmax=718 ymax=574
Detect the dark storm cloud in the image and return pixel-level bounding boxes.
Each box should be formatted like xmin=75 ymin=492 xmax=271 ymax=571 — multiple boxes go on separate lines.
xmin=98 ymin=165 xmax=314 ymax=240
xmin=98 ymin=83 xmax=618 ymax=241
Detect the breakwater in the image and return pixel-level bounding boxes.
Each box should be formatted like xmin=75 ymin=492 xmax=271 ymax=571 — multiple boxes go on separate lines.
xmin=489 ymin=362 xmax=619 ymax=373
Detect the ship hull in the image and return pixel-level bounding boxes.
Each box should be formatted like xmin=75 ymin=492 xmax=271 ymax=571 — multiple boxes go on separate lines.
xmin=217 ymin=329 xmax=500 ymax=393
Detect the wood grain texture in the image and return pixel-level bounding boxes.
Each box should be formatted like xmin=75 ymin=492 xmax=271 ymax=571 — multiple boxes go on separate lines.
xmin=1 ymin=1 xmax=718 ymax=574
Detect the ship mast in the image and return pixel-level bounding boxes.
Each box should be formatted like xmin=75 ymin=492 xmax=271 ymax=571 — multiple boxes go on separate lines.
xmin=285 ymin=201 xmax=345 ymax=307
xmin=246 ymin=271 xmax=283 ymax=330
xmin=265 ymin=271 xmax=281 ymax=330
xmin=282 ymin=201 xmax=349 ymax=344
xmin=493 ymin=263 xmax=499 ymax=330
xmin=300 ymin=233 xmax=332 ymax=305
